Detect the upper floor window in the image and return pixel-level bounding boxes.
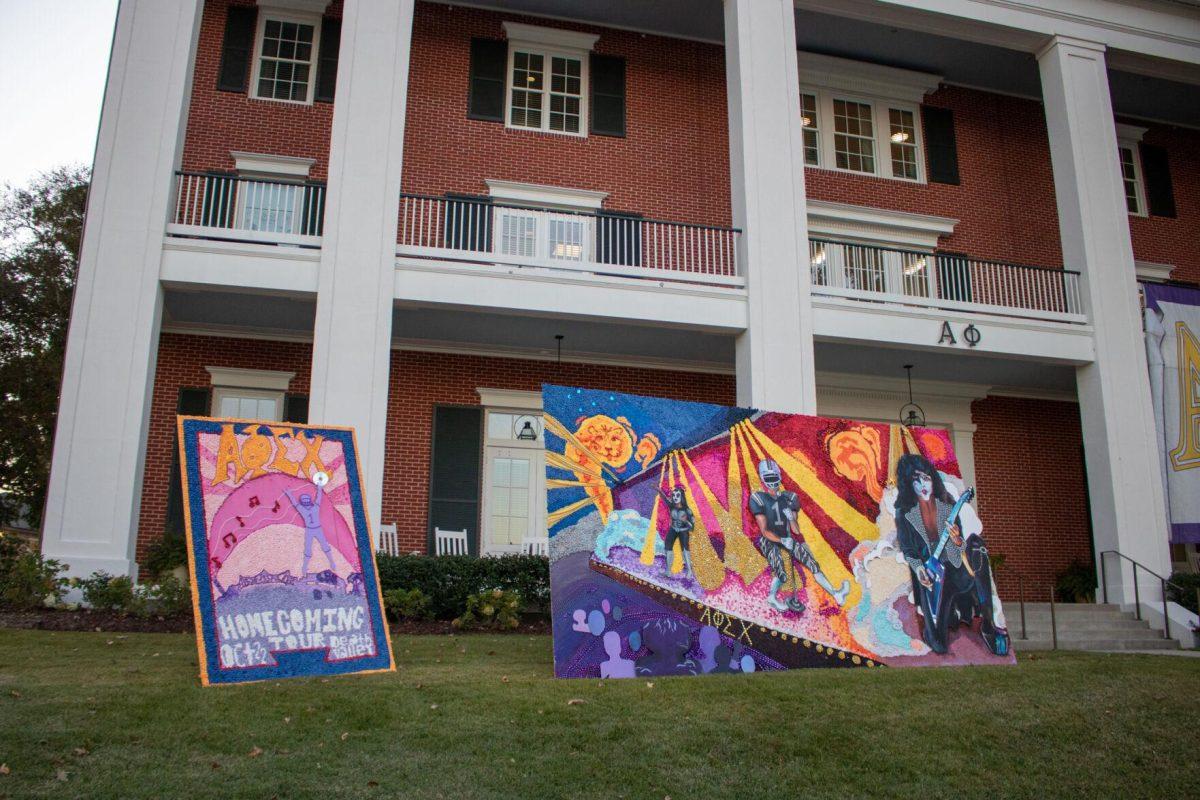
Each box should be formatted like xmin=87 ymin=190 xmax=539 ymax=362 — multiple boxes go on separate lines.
xmin=251 ymin=13 xmax=321 ymax=104
xmin=802 ymin=89 xmax=924 ymax=182
xmin=502 ymin=23 xmax=597 ymax=138
xmin=1115 ymin=124 xmax=1149 ymax=217
xmin=205 ymin=367 xmax=295 ymax=422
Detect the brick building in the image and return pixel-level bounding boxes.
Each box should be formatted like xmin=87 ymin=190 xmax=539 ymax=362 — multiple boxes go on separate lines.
xmin=42 ymin=0 xmax=1200 ymax=611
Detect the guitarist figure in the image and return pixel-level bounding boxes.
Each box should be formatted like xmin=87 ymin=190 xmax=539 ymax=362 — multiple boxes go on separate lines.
xmin=894 ymin=454 xmax=1008 ymax=656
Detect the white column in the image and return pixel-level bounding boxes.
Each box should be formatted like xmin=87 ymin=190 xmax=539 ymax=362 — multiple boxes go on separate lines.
xmin=308 ymin=0 xmax=415 ymax=526
xmin=40 ymin=0 xmax=203 ymax=580
xmin=1037 ymin=36 xmax=1171 ymax=604
xmin=724 ymin=0 xmax=816 ymax=414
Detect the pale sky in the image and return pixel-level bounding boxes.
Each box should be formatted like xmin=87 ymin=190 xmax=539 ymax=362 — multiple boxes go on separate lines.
xmin=0 ymin=0 xmax=119 ymax=188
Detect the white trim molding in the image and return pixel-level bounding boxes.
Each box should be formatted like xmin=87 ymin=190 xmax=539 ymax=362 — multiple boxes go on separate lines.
xmin=205 ymin=366 xmax=295 ymax=391
xmin=807 ymin=199 xmax=958 ymax=250
xmin=1114 ymin=122 xmax=1148 ymax=143
xmin=502 ymin=21 xmax=599 ymax=52
xmin=796 ymin=50 xmax=942 ymax=103
xmin=1135 ymin=260 xmax=1174 ymax=283
xmin=485 ymin=179 xmax=607 ymax=210
xmin=476 ymin=387 xmax=541 ymax=410
xmin=230 ymin=151 xmax=316 ymax=179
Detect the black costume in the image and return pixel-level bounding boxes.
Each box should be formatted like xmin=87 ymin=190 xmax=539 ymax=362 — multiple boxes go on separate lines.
xmin=748 ymin=489 xmax=819 ymax=578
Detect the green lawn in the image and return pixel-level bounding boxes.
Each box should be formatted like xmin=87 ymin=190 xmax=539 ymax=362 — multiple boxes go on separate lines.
xmin=0 ymin=630 xmax=1197 ymax=799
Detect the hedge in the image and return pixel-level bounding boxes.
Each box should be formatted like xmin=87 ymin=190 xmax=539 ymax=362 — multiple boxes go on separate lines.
xmin=374 ymin=554 xmax=549 ymax=619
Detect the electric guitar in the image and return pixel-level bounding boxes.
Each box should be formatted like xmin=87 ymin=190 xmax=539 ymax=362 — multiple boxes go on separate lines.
xmin=922 ymin=488 xmax=975 ymax=626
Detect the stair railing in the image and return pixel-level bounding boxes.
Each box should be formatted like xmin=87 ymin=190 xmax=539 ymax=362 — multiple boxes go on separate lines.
xmin=1014 ymin=573 xmax=1059 ymax=649
xmin=1098 ymin=550 xmax=1177 ymax=641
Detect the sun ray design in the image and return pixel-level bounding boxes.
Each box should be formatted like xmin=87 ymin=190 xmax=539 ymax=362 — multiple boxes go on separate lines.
xmin=639 ymin=460 xmax=669 ymax=565
xmin=547 ymin=495 xmax=596 ymax=529
xmin=546 ymin=478 xmax=590 ymax=489
xmin=677 ymin=430 xmax=766 ymax=586
xmin=544 ymin=449 xmax=605 ymax=480
xmin=671 ymin=451 xmax=725 ymax=590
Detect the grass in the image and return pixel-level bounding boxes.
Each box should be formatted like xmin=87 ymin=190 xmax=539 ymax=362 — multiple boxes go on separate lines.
xmin=0 ymin=630 xmax=1197 ymax=799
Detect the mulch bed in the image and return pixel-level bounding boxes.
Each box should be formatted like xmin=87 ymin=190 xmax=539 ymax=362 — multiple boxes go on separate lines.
xmin=1 ymin=609 xmax=552 ymax=636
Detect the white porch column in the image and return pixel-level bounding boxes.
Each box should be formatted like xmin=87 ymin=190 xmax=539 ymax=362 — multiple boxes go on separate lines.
xmin=724 ymin=0 xmax=816 ymax=414
xmin=41 ymin=0 xmax=203 ymax=579
xmin=308 ymin=0 xmax=415 ymax=525
xmin=1037 ymin=36 xmax=1171 ymax=603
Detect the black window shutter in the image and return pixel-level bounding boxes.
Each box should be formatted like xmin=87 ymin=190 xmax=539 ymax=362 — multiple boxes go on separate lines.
xmin=218 ymin=5 xmax=258 ymax=93
xmin=427 ymin=406 xmax=483 ymax=556
xmin=590 ymin=54 xmax=626 ymax=137
xmin=935 ymin=252 xmax=973 ymax=303
xmin=595 ymin=210 xmax=642 ymax=267
xmin=468 ymin=38 xmax=507 ymax=122
xmin=165 ymin=388 xmax=212 ymax=536
xmin=443 ymin=194 xmax=493 ymax=252
xmin=922 ymin=106 xmax=960 ymax=185
xmin=284 ymin=394 xmax=309 ymax=424
xmin=1140 ymin=143 xmax=1176 ymax=218
xmin=314 ymin=17 xmax=341 ymax=103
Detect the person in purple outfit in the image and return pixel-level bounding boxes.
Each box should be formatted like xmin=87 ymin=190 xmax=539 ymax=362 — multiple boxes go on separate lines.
xmin=284 ymin=474 xmax=333 ymax=577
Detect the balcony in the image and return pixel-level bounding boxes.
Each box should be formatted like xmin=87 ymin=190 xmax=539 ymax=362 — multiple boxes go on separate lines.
xmin=169 ymin=172 xmax=325 ymax=248
xmin=809 ymin=239 xmax=1086 ymax=324
xmin=395 ymin=194 xmax=744 ymax=288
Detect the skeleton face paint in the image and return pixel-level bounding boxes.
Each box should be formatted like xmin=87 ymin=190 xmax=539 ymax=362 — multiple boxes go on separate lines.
xmin=913 ymin=472 xmax=933 ymax=502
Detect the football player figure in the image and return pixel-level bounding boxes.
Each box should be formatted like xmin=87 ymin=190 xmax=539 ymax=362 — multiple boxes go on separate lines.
xmin=749 ymin=459 xmax=851 ymax=614
xmin=657 ymin=486 xmax=695 ymax=577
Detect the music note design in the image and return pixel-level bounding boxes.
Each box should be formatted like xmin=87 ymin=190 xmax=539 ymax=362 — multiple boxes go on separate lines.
xmin=248 ymin=496 xmax=261 ymax=508
xmin=235 ymin=516 xmax=246 ymax=528
xmin=222 ymin=532 xmax=237 ymax=549
xmin=272 ymin=501 xmax=281 ymax=513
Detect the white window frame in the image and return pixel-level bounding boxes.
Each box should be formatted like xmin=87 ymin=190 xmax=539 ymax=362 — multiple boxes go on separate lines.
xmin=502 ymin=22 xmax=598 ymax=138
xmin=1115 ymin=123 xmax=1149 ymax=218
xmin=206 ymin=366 xmax=293 ymax=421
xmin=249 ymin=9 xmax=322 ymax=106
xmin=801 ymin=87 xmax=926 ymax=183
xmin=485 ymin=180 xmax=608 ymax=267
xmin=477 ymin=389 xmax=546 ymax=557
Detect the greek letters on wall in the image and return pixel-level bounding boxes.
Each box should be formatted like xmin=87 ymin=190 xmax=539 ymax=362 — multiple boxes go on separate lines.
xmin=177 ymin=417 xmax=394 ymax=685
xmin=544 ymin=385 xmax=1014 ymax=677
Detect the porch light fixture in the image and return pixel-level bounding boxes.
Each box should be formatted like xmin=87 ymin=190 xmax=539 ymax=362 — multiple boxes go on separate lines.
xmin=555 ymin=334 xmax=564 ymax=365
xmin=903 ymin=256 xmax=927 ymax=276
xmin=515 ymin=416 xmax=540 ymax=441
xmin=900 ymin=364 xmax=925 ymax=428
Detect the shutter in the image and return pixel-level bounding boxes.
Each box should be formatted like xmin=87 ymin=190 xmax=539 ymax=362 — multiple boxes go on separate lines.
xmin=922 ymin=106 xmax=960 ymax=185
xmin=284 ymin=394 xmax=309 ymax=424
xmin=314 ymin=17 xmax=341 ymax=103
xmin=443 ymin=194 xmax=493 ymax=252
xmin=299 ymin=183 xmax=324 ymax=236
xmin=590 ymin=54 xmax=626 ymax=137
xmin=165 ymin=388 xmax=212 ymax=536
xmin=467 ymin=38 xmax=507 ymax=122
xmin=595 ymin=210 xmax=642 ymax=267
xmin=935 ymin=252 xmax=973 ymax=303
xmin=201 ymin=174 xmax=236 ymax=228
xmin=427 ymin=406 xmax=483 ymax=556
xmin=218 ymin=5 xmax=258 ymax=93
xmin=1140 ymin=143 xmax=1176 ymax=218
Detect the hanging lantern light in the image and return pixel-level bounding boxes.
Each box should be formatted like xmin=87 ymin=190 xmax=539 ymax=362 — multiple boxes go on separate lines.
xmin=899 ymin=364 xmax=925 ymax=428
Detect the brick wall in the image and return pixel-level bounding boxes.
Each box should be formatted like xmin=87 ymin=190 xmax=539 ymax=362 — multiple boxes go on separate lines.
xmin=970 ymin=395 xmax=1093 ymax=599
xmin=400 ymin=3 xmax=731 ymax=225
xmin=137 ymin=333 xmax=313 ymax=562
xmin=1127 ymin=123 xmax=1200 ymax=284
xmin=180 ymin=0 xmax=341 ymax=180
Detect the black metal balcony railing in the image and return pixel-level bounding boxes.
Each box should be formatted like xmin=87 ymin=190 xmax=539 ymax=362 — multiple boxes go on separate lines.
xmin=170 ymin=172 xmax=325 ymax=245
xmin=396 ymin=193 xmax=744 ymax=287
xmin=808 ymin=238 xmax=1086 ymax=323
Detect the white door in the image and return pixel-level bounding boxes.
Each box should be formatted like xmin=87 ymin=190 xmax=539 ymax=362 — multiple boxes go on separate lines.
xmin=481 ymin=411 xmax=545 ymax=555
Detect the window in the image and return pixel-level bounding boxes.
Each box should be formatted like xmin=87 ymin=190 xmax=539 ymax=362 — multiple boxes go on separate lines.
xmin=1118 ymin=144 xmax=1146 ymax=216
xmin=239 ymin=181 xmax=301 ymax=234
xmin=800 ymin=93 xmax=820 ymax=166
xmin=486 ymin=180 xmax=608 ymax=265
xmin=800 ymin=88 xmax=925 ymax=182
xmin=481 ymin=407 xmax=545 ymax=555
xmin=502 ymin=23 xmax=597 ymax=137
xmin=205 ymin=367 xmax=293 ymax=422
xmin=833 ymin=99 xmax=876 ymax=174
xmin=251 ymin=14 xmax=320 ymax=104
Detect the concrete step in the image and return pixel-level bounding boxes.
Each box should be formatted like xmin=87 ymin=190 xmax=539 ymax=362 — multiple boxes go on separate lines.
xmin=1017 ymin=618 xmax=1154 ymax=632
xmin=1019 ymin=636 xmax=1180 ymax=652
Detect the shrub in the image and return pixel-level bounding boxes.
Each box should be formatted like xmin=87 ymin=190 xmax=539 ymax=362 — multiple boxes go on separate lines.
xmin=375 ymin=554 xmax=548 ymax=619
xmin=77 ymin=572 xmax=137 ymax=612
xmin=383 ymin=587 xmax=431 ymax=622
xmin=144 ymin=531 xmax=188 ymax=580
xmin=140 ymin=575 xmax=192 ymax=617
xmin=1167 ymin=572 xmax=1200 ymax=615
xmin=0 ymin=536 xmax=67 ymax=610
xmin=452 ymin=588 xmax=521 ymax=630
xmin=1055 ymin=560 xmax=1096 ymax=603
